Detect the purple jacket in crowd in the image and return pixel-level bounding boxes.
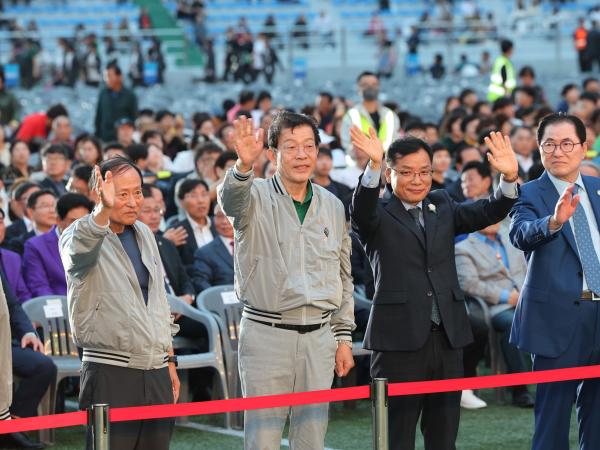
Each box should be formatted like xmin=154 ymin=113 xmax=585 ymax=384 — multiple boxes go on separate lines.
xmin=22 ymin=226 xmax=67 ymax=297
xmin=0 ymin=248 xmax=32 ymax=303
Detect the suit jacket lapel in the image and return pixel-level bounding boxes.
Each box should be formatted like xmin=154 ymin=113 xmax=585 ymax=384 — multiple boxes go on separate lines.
xmin=156 ymin=237 xmax=173 ymax=283
xmin=538 ymin=172 xmax=578 ymax=256
xmin=383 ymin=195 xmax=425 ymax=249
xmin=582 ymin=176 xmax=600 ymax=231
xmin=182 ymin=219 xmax=197 ymax=252
xmin=43 ymin=230 xmax=61 ymax=276
xmin=422 ymin=197 xmax=438 ymax=254
xmin=469 ymin=235 xmax=511 ymax=278
xmin=214 ymin=238 xmax=234 ymax=269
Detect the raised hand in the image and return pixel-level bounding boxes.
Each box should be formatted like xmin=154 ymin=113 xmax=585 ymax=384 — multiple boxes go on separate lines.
xmin=551 ymin=184 xmax=580 ymax=230
xmin=233 ymin=116 xmax=265 ymax=172
xmin=350 ymin=125 xmax=384 ymax=165
xmin=94 ymin=165 xmax=115 ymax=209
xmin=163 ymin=226 xmax=188 ymax=247
xmin=484 ymin=131 xmax=519 ymax=181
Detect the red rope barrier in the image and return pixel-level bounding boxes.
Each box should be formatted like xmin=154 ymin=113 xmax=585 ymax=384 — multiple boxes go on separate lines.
xmin=1 ymin=365 xmax=599 ymax=435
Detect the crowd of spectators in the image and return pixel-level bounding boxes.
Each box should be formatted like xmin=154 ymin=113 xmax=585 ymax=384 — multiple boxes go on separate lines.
xmin=0 ymin=8 xmax=164 ymax=90
xmin=1 ymin=24 xmax=600 ymax=443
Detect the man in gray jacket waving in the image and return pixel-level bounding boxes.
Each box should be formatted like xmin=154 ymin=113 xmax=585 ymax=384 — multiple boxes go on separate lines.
xmin=219 ymin=112 xmax=355 ymax=450
xmin=60 ymin=157 xmax=179 ymax=450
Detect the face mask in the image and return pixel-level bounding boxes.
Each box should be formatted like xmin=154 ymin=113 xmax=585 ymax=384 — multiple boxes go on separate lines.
xmin=362 ymin=87 xmax=379 ymax=101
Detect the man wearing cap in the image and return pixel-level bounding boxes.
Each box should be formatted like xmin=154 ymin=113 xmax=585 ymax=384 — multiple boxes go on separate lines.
xmin=219 ymin=112 xmax=355 ymax=450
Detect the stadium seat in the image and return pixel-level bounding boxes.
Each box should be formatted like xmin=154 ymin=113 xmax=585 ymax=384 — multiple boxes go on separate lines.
xmin=195 ymin=285 xmax=243 ymax=429
xmin=167 ymin=294 xmax=231 ymax=428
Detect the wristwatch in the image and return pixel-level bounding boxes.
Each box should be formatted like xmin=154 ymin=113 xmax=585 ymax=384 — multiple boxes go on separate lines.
xmin=167 ymin=355 xmax=178 ymax=367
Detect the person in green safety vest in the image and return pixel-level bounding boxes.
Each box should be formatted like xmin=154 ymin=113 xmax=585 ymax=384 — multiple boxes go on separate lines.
xmin=340 ymin=71 xmax=400 ymax=154
xmin=488 ymin=39 xmax=516 ymax=102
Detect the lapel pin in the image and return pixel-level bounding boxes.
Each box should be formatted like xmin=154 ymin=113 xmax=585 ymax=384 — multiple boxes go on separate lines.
xmin=323 ymin=227 xmax=329 ymax=238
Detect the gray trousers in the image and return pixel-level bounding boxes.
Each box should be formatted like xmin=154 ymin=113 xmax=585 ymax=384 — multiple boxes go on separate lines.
xmin=0 ymin=286 xmax=11 ymax=420
xmin=79 ymin=362 xmax=174 ymax=450
xmin=239 ymin=317 xmax=337 ymax=450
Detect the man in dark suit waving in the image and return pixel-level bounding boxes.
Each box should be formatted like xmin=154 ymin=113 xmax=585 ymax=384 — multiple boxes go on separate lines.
xmin=509 ymin=113 xmax=600 ymax=450
xmin=350 ymin=126 xmax=519 ymax=450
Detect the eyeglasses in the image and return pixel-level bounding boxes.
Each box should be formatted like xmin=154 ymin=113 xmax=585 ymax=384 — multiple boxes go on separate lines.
xmin=35 ymin=203 xmax=56 ymax=211
xmin=140 ymin=207 xmax=163 ymax=215
xmin=44 ymin=155 xmax=67 ymax=163
xmin=390 ymin=168 xmax=433 ymax=180
xmin=184 ymin=192 xmax=210 ymax=200
xmin=540 ymin=141 xmax=582 ymax=154
xmin=279 ymin=143 xmax=318 ymax=155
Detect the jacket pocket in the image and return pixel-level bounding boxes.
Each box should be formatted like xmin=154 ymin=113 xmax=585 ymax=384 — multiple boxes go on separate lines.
xmin=89 ymin=292 xmax=131 ymax=350
xmin=373 ymin=290 xmax=407 ymax=305
xmin=240 ymin=256 xmax=260 ymax=295
xmin=521 ymin=285 xmax=548 ymax=303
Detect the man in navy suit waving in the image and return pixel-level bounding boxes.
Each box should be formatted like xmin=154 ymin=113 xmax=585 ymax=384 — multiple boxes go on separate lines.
xmin=510 ymin=113 xmax=600 ymax=450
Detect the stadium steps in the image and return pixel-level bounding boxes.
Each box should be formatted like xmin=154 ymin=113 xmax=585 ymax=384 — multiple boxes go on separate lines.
xmin=133 ymin=0 xmax=204 ymax=67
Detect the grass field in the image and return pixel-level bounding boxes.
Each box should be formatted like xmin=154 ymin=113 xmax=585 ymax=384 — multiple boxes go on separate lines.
xmin=30 ymin=388 xmax=579 ymax=450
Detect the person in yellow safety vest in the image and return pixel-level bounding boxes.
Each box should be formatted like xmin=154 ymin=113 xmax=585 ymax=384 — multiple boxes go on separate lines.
xmin=574 ymin=18 xmax=590 ymax=72
xmin=341 ymin=71 xmax=400 ymax=154
xmin=488 ymin=39 xmax=516 ymax=102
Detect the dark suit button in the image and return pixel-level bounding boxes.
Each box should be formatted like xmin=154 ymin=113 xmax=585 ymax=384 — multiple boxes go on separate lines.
xmin=427 ymin=291 xmax=433 ymax=297
xmin=427 ymin=267 xmax=432 ymax=273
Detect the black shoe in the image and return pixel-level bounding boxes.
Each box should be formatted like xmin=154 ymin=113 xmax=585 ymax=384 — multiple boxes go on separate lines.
xmin=512 ymin=391 xmax=535 ymax=408
xmin=0 ymin=432 xmax=45 ymax=449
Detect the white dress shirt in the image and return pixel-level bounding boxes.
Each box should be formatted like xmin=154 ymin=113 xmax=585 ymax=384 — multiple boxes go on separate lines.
xmin=185 ymin=213 xmax=214 ymax=248
xmin=220 ymin=236 xmax=234 ymax=255
xmin=548 ymin=172 xmax=600 ymax=292
xmin=516 ymin=153 xmax=535 ymax=174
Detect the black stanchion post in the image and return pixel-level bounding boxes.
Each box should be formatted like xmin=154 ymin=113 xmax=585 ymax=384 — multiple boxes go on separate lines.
xmin=88 ymin=404 xmax=110 ymax=450
xmin=371 ymin=378 xmax=389 ymax=450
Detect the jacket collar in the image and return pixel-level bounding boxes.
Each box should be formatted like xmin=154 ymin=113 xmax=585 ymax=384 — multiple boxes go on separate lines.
xmin=538 ymin=171 xmax=578 ymax=256
xmin=271 ymin=173 xmax=316 ymax=201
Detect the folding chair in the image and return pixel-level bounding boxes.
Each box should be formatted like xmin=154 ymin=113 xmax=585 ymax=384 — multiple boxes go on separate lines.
xmin=167 ymin=294 xmax=230 ymax=427
xmin=22 ymin=296 xmax=81 ymax=445
xmin=195 ymin=285 xmax=243 ymax=428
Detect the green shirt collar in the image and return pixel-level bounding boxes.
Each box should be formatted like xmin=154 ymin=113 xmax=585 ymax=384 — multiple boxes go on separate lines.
xmin=292 ymin=182 xmax=313 ymax=206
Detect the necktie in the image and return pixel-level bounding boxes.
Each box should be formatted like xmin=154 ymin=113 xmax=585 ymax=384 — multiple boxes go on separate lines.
xmin=572 ymin=185 xmax=600 ymax=294
xmin=408 ymin=207 xmax=425 ymax=237
xmin=408 ymin=207 xmax=441 ymax=325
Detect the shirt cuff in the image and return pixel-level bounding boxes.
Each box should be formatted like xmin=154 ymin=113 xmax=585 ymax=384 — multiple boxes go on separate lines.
xmin=499 ymin=177 xmax=518 ymax=199
xmin=232 ymin=164 xmax=253 ymax=182
xmin=548 ymin=220 xmax=563 ymax=235
xmin=499 ymin=290 xmax=510 ymax=304
xmin=361 ymin=163 xmax=381 ymax=188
